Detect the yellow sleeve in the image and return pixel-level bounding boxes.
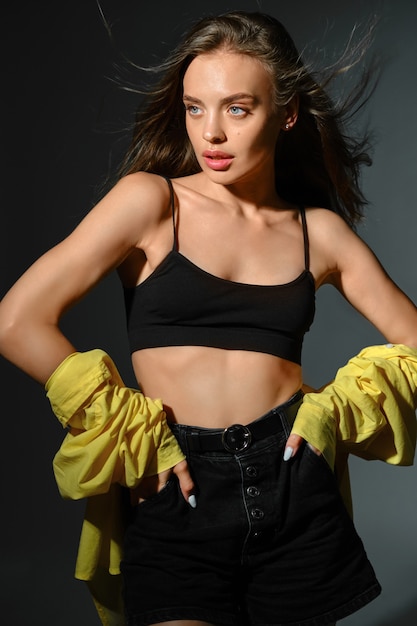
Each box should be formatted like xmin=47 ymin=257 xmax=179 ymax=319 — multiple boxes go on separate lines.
xmin=45 ymin=349 xmax=186 ymax=499
xmin=293 ymin=344 xmax=417 ymax=470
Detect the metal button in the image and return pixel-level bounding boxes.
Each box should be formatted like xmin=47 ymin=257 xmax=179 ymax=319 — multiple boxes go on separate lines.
xmin=245 ymin=466 xmax=258 ymax=478
xmin=246 ymin=486 xmax=260 ymax=497
xmin=250 ymin=508 xmax=265 ymax=520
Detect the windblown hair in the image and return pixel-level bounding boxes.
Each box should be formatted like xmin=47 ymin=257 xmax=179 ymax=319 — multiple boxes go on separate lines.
xmin=116 ymin=11 xmax=377 ymax=227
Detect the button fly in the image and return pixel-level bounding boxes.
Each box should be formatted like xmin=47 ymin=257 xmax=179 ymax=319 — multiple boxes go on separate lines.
xmin=245 ymin=466 xmax=258 ymax=478
xmin=250 ymin=508 xmax=265 ymax=520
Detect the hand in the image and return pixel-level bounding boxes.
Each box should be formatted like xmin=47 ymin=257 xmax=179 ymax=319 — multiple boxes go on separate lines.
xmin=172 ymin=459 xmax=196 ymax=507
xmin=130 ymin=459 xmax=196 ymax=507
xmin=283 ymin=433 xmax=321 ymax=461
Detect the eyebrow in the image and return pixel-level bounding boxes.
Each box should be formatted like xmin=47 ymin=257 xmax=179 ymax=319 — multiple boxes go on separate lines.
xmin=183 ymin=92 xmax=258 ymax=105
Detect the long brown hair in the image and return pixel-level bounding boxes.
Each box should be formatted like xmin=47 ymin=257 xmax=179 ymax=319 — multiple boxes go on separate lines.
xmin=116 ymin=11 xmax=378 ymax=227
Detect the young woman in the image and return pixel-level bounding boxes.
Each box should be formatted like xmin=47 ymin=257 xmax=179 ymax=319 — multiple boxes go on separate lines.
xmin=1 ymin=10 xmax=417 ymax=626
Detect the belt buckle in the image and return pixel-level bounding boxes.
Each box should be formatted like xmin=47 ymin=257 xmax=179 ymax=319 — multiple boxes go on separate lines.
xmin=222 ymin=424 xmax=252 ymax=452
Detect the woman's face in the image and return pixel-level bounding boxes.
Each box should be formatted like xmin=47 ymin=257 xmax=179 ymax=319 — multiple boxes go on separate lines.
xmin=183 ymin=50 xmax=285 ymax=186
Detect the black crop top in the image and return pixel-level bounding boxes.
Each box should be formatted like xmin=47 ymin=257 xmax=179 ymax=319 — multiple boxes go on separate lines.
xmin=123 ymin=178 xmax=315 ymax=364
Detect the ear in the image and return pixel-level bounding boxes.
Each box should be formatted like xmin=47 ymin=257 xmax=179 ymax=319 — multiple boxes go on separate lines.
xmin=282 ymin=95 xmax=299 ymax=130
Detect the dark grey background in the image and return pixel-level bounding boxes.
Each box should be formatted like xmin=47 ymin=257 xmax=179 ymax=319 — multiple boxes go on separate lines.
xmin=1 ymin=1 xmax=416 ymax=624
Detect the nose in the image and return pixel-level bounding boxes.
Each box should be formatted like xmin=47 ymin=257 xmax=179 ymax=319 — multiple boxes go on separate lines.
xmin=202 ymin=115 xmax=226 ymax=144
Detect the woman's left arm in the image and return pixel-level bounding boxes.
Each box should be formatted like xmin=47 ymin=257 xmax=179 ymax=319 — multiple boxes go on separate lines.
xmin=285 ymin=209 xmax=417 ymax=460
xmin=321 ymin=212 xmax=417 ymax=348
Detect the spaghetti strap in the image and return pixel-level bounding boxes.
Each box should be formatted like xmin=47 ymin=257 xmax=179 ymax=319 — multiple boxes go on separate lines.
xmin=299 ymin=206 xmax=310 ymax=271
xmin=163 ymin=177 xmax=178 ymax=251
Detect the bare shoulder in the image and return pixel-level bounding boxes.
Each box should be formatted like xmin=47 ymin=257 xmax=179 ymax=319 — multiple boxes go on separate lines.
xmin=304 ymin=207 xmax=367 ymax=287
xmin=305 ymin=206 xmax=365 ymax=255
xmin=109 ymin=172 xmax=172 ymax=222
xmin=305 ymin=207 xmax=354 ymax=239
xmin=86 ymin=171 xmax=173 ymax=250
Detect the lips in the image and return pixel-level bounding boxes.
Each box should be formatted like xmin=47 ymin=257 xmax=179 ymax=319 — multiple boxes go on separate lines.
xmin=202 ymin=150 xmax=234 ymax=171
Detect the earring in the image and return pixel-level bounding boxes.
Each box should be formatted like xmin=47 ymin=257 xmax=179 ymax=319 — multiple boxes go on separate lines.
xmin=285 ymin=123 xmax=290 ymax=130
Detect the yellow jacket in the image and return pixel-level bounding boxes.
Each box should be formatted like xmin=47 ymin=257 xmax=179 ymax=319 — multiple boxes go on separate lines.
xmin=293 ymin=343 xmax=417 ymax=469
xmin=46 ymin=349 xmax=186 ymax=626
xmin=46 ymin=343 xmax=417 ymax=626
xmin=293 ymin=343 xmax=417 ymax=515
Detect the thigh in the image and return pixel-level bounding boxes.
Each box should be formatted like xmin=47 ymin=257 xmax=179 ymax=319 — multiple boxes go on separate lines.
xmin=244 ymin=442 xmax=380 ymax=625
xmin=121 ymin=452 xmax=246 ymax=626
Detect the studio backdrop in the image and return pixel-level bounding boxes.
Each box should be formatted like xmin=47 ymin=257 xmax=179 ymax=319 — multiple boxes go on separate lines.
xmin=1 ymin=1 xmax=416 ymax=624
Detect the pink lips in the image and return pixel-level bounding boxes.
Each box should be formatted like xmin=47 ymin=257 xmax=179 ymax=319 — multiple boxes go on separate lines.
xmin=202 ymin=150 xmax=234 ymax=171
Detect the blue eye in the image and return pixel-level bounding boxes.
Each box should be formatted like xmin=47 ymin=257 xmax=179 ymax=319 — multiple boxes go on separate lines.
xmin=186 ymin=105 xmax=201 ymax=115
xmin=229 ymin=106 xmax=245 ymax=115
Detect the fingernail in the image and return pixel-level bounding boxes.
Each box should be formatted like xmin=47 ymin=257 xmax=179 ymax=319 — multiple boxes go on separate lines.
xmin=188 ymin=494 xmax=197 ymax=508
xmin=283 ymin=446 xmax=294 ymax=461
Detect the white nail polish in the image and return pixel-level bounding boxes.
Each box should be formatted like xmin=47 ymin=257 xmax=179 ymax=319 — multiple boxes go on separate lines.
xmin=188 ymin=494 xmax=197 ymax=508
xmin=283 ymin=446 xmax=294 ymax=461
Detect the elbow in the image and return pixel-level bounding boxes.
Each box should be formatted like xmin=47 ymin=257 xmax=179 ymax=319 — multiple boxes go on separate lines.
xmin=0 ymin=317 xmax=15 ymax=356
xmin=0 ymin=301 xmax=26 ymax=357
xmin=0 ymin=297 xmax=70 ymax=384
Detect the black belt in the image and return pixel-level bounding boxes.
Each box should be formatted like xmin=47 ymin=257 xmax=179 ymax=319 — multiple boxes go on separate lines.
xmin=185 ymin=390 xmax=303 ymax=453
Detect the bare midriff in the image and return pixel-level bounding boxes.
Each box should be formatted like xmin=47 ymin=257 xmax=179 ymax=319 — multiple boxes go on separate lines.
xmin=132 ymin=346 xmax=302 ymax=428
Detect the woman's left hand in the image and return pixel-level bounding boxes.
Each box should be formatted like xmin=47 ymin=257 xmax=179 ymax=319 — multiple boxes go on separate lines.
xmin=283 ymin=433 xmax=321 ymax=461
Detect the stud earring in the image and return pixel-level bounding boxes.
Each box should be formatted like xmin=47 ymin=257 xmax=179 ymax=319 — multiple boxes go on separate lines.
xmin=285 ymin=123 xmax=290 ymax=130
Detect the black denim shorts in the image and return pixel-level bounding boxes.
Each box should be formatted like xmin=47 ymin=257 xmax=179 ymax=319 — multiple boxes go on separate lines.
xmin=121 ymin=392 xmax=381 ymax=626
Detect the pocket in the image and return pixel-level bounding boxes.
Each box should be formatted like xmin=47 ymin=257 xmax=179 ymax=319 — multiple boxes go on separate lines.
xmin=306 ymin=441 xmax=322 ymax=455
xmin=305 ymin=441 xmax=333 ymax=466
xmin=304 ymin=440 xmax=333 ymax=473
xmin=132 ymin=478 xmax=175 ymax=510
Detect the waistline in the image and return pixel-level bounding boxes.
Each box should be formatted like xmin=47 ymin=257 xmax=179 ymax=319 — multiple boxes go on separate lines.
xmin=170 ymin=390 xmax=303 ymax=454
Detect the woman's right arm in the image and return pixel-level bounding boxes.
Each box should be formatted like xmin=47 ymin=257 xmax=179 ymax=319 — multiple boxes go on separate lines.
xmin=0 ymin=172 xmax=196 ymax=502
xmin=0 ymin=172 xmax=169 ymax=383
